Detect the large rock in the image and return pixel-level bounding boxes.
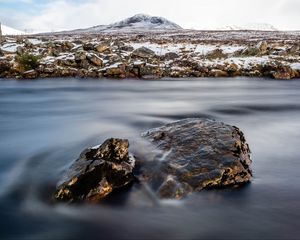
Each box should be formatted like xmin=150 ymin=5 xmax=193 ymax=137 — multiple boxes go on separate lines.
xmin=140 ymin=119 xmax=252 ymax=199
xmin=54 ymin=138 xmax=135 ymax=203
xmin=131 ymin=47 xmax=155 ymax=58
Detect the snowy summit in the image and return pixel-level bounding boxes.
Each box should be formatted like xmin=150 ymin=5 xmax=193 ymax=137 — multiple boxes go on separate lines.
xmin=66 ymin=14 xmax=182 ymax=33
xmin=1 ymin=24 xmax=25 ymax=35
xmin=108 ymin=14 xmax=182 ymax=30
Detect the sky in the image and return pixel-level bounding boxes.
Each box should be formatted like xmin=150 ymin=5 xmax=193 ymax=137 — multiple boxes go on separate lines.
xmin=0 ymin=0 xmax=299 ymax=32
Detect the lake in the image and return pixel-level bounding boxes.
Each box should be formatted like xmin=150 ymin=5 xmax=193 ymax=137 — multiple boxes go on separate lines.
xmin=0 ymin=78 xmax=300 ymax=239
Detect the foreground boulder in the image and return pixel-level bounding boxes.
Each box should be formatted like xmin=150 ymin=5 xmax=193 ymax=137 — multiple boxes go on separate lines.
xmin=140 ymin=118 xmax=252 ymax=199
xmin=54 ymin=138 xmax=135 ymax=203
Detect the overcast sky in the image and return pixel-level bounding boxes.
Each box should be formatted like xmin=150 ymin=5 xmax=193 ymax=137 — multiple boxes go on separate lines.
xmin=0 ymin=0 xmax=299 ymax=32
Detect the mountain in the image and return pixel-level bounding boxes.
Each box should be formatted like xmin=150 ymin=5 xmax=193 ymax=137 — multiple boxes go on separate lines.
xmin=217 ymin=23 xmax=278 ymax=31
xmin=1 ymin=24 xmax=25 ymax=35
xmin=65 ymin=14 xmax=182 ymax=33
xmin=242 ymin=23 xmax=278 ymax=31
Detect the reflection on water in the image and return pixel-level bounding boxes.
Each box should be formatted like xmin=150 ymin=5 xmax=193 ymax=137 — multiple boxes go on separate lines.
xmin=0 ymin=78 xmax=300 ymax=239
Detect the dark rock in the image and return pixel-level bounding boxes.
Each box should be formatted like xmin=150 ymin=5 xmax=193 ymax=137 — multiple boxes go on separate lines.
xmin=131 ymin=47 xmax=155 ymax=58
xmin=0 ymin=59 xmax=11 ymax=74
xmin=54 ymin=138 xmax=135 ymax=203
xmin=140 ymin=119 xmax=252 ymax=199
xmin=120 ymin=45 xmax=134 ymax=52
xmin=163 ymin=52 xmax=179 ymax=60
xmin=83 ymin=42 xmax=95 ymax=51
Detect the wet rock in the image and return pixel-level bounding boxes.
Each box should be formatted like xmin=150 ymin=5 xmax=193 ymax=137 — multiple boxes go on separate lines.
xmin=21 ymin=69 xmax=38 ymax=79
xmin=54 ymin=138 xmax=135 ymax=203
xmin=211 ymin=69 xmax=228 ymax=77
xmin=272 ymin=66 xmax=296 ymax=79
xmin=140 ymin=119 xmax=252 ymax=199
xmin=0 ymin=59 xmax=11 ymax=74
xmin=132 ymin=47 xmax=155 ymax=58
xmin=105 ymin=64 xmax=126 ymax=78
xmin=139 ymin=64 xmax=161 ymax=78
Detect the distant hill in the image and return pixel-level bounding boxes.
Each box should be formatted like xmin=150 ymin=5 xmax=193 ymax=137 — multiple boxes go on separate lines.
xmin=61 ymin=14 xmax=182 ymax=34
xmin=1 ymin=24 xmax=25 ymax=35
xmin=217 ymin=23 xmax=278 ymax=31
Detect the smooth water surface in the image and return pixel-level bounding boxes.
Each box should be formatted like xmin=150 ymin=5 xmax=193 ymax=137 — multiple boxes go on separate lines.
xmin=0 ymin=78 xmax=300 ymax=240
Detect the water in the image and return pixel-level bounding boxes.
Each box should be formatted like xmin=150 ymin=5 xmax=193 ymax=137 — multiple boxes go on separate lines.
xmin=0 ymin=78 xmax=300 ymax=240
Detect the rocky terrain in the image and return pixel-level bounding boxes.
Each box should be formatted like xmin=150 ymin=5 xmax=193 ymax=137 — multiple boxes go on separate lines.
xmin=0 ymin=30 xmax=300 ymax=79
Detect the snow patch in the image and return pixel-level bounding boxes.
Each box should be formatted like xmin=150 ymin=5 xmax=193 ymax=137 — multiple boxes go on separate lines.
xmin=290 ymin=63 xmax=300 ymax=70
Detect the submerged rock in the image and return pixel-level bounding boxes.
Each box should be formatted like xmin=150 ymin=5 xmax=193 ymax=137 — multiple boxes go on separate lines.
xmin=54 ymin=138 xmax=135 ymax=203
xmin=140 ymin=119 xmax=252 ymax=199
xmin=54 ymin=119 xmax=253 ymax=203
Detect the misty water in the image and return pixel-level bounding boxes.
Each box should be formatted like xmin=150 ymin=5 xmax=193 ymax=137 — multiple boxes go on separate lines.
xmin=0 ymin=78 xmax=300 ymax=239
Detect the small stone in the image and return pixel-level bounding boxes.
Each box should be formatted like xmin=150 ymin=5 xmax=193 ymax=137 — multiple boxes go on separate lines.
xmin=96 ymin=43 xmax=111 ymax=54
xmin=87 ymin=54 xmax=103 ymax=67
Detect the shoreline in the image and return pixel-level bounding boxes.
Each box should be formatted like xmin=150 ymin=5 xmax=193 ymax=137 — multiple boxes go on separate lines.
xmin=1 ymin=31 xmax=299 ymax=80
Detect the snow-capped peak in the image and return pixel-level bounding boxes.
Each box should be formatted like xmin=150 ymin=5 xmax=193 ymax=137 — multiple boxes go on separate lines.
xmin=242 ymin=23 xmax=278 ymax=31
xmin=67 ymin=14 xmax=182 ymax=34
xmin=1 ymin=24 xmax=25 ymax=35
xmin=108 ymin=13 xmax=182 ymax=31
xmin=216 ymin=23 xmax=278 ymax=31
